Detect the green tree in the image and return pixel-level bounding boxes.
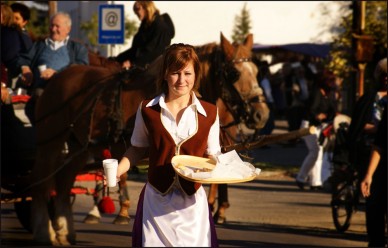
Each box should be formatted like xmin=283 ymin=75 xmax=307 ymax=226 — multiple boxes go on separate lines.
xmin=231 ymin=2 xmax=252 ymax=44
xmin=80 ymin=13 xmax=138 ymax=53
xmin=320 ymin=1 xmax=387 ymax=85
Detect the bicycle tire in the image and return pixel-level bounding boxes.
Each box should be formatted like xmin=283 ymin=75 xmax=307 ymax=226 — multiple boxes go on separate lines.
xmin=331 ymin=184 xmax=353 ymax=232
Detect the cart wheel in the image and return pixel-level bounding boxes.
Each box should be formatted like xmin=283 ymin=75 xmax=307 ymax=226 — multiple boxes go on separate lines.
xmin=14 ymin=200 xmax=32 ymax=233
xmin=331 ymin=185 xmax=353 ymax=232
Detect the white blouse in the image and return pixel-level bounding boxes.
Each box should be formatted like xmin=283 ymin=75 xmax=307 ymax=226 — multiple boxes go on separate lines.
xmin=131 ymin=92 xmax=220 ymax=246
xmin=131 ymin=92 xmax=221 ymax=156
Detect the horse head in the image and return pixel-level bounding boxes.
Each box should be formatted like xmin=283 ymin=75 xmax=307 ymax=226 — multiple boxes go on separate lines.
xmin=197 ymin=33 xmax=269 ymax=144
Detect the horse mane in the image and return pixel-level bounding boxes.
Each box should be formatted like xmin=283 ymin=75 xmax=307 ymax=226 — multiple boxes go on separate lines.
xmin=194 ymin=42 xmax=224 ymax=104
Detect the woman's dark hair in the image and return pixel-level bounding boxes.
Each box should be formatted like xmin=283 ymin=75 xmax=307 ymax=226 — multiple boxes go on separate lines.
xmin=11 ymin=2 xmax=31 ymax=21
xmin=157 ymin=43 xmax=201 ymax=95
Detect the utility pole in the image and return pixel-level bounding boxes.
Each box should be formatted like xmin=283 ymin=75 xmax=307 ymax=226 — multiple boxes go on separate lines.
xmin=352 ymin=1 xmax=374 ymax=98
xmin=350 ymin=1 xmax=374 ymax=112
xmin=349 ymin=1 xmax=360 ymax=114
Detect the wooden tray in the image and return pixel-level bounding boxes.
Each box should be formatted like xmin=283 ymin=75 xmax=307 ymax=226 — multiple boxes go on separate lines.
xmin=171 ymin=155 xmax=257 ymax=184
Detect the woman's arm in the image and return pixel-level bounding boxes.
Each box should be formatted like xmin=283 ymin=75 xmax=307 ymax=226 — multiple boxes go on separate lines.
xmin=117 ymin=146 xmax=148 ymax=179
xmin=360 ymin=146 xmax=381 ymax=198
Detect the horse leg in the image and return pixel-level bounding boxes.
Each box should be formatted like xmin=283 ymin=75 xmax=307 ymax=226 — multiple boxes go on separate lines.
xmin=207 ymin=184 xmax=218 ymax=213
xmin=51 ymin=181 xmax=76 ymax=245
xmin=31 ymin=184 xmax=58 ymax=245
xmin=83 ymin=181 xmax=103 ymax=224
xmin=51 ymin=151 xmax=88 ymax=245
xmin=113 ymin=172 xmax=131 ymax=224
xmin=31 ymin=180 xmax=57 ymax=245
xmin=213 ymin=184 xmax=230 ymax=224
xmin=84 ymin=160 xmax=131 ymax=225
xmin=31 ymin=147 xmax=59 ymax=245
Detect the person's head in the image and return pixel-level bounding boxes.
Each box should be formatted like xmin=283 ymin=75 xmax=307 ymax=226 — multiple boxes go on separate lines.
xmin=157 ymin=43 xmax=201 ymax=97
xmin=49 ymin=12 xmax=71 ymax=42
xmin=133 ymin=1 xmax=159 ymax=24
xmin=11 ymin=2 xmax=30 ymax=30
xmin=259 ymin=60 xmax=270 ymax=78
xmin=316 ymin=69 xmax=334 ymax=95
xmin=374 ymin=58 xmax=387 ymax=91
xmin=1 ymin=3 xmax=15 ymax=27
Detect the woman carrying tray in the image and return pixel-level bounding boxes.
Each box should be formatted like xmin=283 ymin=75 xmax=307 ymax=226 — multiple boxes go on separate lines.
xmin=115 ymin=43 xmax=221 ymax=247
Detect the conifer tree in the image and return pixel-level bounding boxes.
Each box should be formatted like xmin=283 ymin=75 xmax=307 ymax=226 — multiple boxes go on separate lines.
xmin=231 ymin=3 xmax=252 ymax=44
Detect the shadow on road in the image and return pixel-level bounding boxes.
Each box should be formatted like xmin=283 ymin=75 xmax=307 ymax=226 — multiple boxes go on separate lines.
xmin=217 ymin=221 xmax=367 ymax=247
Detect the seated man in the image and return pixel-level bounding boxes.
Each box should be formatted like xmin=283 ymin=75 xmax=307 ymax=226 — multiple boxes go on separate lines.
xmin=17 ymin=11 xmax=89 ymax=96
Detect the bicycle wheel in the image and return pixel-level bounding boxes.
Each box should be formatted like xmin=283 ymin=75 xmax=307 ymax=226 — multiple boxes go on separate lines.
xmin=331 ymin=184 xmax=353 ymax=232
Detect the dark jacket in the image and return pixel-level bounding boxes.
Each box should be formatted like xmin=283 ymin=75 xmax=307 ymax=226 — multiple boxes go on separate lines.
xmin=374 ymin=105 xmax=387 ymax=165
xmin=1 ymin=26 xmax=32 ymax=79
xmin=116 ymin=13 xmax=175 ymax=68
xmin=347 ymin=91 xmax=377 ymax=144
xmin=305 ymin=87 xmax=336 ymax=126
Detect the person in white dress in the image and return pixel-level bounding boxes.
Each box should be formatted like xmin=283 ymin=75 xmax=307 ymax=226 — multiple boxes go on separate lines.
xmin=115 ymin=43 xmax=221 ymax=247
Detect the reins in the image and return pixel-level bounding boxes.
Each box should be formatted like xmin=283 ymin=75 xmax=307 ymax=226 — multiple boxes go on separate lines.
xmin=214 ymin=47 xmax=266 ymax=144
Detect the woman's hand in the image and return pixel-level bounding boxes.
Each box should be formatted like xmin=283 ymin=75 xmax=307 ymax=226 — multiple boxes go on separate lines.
xmin=361 ymin=175 xmax=372 ymax=198
xmin=1 ymin=84 xmax=9 ymax=103
xmin=316 ymin=113 xmax=327 ymax=122
xmin=21 ymin=66 xmax=33 ymax=86
xmin=122 ymin=60 xmax=131 ymax=70
xmin=102 ymin=173 xmax=121 ymax=187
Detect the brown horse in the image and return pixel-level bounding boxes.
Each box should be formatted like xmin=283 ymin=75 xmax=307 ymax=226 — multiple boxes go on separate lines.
xmin=196 ymin=33 xmax=268 ymax=224
xmin=29 ymin=32 xmax=268 ymax=245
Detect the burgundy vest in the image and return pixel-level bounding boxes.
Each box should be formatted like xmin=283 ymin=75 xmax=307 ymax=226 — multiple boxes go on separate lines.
xmin=141 ymin=99 xmax=217 ymax=195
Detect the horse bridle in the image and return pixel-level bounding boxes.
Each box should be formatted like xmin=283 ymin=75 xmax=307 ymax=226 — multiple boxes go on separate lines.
xmin=218 ymin=53 xmax=266 ymax=144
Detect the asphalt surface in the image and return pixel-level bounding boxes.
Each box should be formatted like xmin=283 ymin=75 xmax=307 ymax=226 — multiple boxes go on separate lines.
xmin=1 ymin=120 xmax=368 ymax=247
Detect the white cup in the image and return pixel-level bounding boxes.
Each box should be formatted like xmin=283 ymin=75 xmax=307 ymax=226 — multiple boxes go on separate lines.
xmin=38 ymin=64 xmax=47 ymax=73
xmin=103 ymin=159 xmax=118 ymax=187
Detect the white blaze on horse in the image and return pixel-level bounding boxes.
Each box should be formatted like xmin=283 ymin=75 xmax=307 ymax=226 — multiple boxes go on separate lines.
xmin=29 ymin=33 xmax=269 ymax=245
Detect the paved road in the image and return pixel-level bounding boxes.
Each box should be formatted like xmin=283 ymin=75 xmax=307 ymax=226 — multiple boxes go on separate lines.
xmin=1 ymin=175 xmax=367 ymax=247
xmin=1 ymin=120 xmax=368 ymax=247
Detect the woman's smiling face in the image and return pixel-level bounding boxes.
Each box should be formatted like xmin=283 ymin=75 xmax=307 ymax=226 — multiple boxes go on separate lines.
xmin=166 ymin=62 xmax=195 ymax=98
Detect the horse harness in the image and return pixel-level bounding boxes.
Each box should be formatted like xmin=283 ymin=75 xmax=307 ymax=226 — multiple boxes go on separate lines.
xmin=216 ymin=48 xmax=266 ymax=144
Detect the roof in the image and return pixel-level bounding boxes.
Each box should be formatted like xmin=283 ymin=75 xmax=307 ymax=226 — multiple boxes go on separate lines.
xmin=252 ymin=42 xmax=331 ymax=59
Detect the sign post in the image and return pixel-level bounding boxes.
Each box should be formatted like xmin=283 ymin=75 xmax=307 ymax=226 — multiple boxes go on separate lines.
xmin=98 ymin=4 xmax=124 ymax=52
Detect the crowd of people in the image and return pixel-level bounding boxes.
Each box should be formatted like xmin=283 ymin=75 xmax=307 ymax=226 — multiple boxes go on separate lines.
xmin=1 ymin=1 xmax=386 ymax=247
xmin=254 ymin=56 xmax=386 ymax=247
